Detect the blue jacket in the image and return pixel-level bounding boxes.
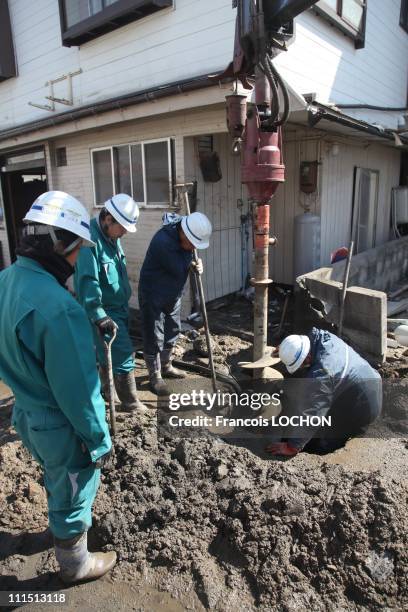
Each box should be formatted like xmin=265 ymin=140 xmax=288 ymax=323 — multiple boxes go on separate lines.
xmin=286 ymin=328 xmax=382 ymax=449
xmin=138 ymin=224 xmax=192 ymax=304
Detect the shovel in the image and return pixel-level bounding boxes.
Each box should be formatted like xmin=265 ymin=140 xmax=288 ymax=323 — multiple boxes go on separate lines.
xmin=102 ymin=328 xmax=117 ymax=437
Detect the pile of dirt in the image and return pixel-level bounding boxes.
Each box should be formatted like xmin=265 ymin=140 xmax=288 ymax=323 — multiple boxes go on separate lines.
xmin=0 ymin=401 xmax=48 ymax=533
xmin=91 ymin=419 xmax=407 ymax=611
xmin=1 ymin=332 xmax=408 ymax=610
xmin=379 ymin=346 xmax=408 ymax=378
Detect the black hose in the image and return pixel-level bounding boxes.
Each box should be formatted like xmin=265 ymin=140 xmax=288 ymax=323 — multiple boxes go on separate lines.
xmin=259 ymin=59 xmax=280 ymax=125
xmin=173 ymin=360 xmax=242 ymax=393
xmin=336 ymin=104 xmax=408 ymax=111
xmin=134 ymin=350 xmax=242 ymax=393
xmin=266 ymin=56 xmax=290 ymax=126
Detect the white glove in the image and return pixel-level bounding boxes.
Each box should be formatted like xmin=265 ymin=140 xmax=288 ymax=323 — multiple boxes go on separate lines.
xmin=191 ymin=258 xmax=203 ymax=275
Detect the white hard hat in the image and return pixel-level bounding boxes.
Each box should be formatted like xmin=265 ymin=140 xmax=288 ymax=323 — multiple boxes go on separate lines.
xmin=181 ymin=212 xmax=212 ymax=250
xmin=23 ymin=191 xmax=95 ymax=247
xmin=279 ymin=334 xmax=311 ymax=374
xmin=105 ymin=193 xmax=140 ymax=232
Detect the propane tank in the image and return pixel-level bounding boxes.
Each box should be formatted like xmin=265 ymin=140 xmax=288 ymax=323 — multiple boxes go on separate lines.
xmin=293 ymin=211 xmax=321 ymax=281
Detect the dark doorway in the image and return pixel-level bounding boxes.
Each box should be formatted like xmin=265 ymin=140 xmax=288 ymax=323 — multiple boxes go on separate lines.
xmin=0 ymin=148 xmax=47 ymax=262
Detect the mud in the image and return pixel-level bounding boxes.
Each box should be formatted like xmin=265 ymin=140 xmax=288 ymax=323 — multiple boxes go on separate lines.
xmin=1 ymin=388 xmax=408 ymax=611
xmin=1 ymin=301 xmax=408 ymax=611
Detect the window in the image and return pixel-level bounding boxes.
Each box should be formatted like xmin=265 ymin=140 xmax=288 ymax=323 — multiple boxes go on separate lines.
xmin=91 ymin=139 xmax=174 ymax=207
xmin=58 ymin=0 xmax=173 ymax=47
xmin=55 ymin=147 xmax=67 ymax=167
xmin=0 ymin=0 xmax=17 ymax=81
xmin=351 ymin=168 xmax=379 ymax=254
xmin=314 ymin=0 xmax=367 ymax=48
xmin=401 ymin=0 xmax=408 ymax=33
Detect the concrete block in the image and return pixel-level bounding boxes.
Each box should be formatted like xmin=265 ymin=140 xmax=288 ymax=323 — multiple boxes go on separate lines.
xmin=296 ymin=236 xmax=408 ymax=363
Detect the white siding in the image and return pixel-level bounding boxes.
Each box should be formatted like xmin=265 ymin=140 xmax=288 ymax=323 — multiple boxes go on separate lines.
xmin=276 ymin=1 xmax=408 ymax=125
xmin=1 ymin=0 xmax=235 ymax=130
xmin=184 ymin=133 xmax=247 ymax=301
xmin=50 ymin=106 xmax=229 ymax=306
xmin=269 ymin=131 xmax=401 ymax=284
xmin=1 ymin=0 xmax=407 ymax=132
xmin=319 ymin=141 xmax=401 ymax=265
xmin=269 ymin=133 xmax=321 ymax=285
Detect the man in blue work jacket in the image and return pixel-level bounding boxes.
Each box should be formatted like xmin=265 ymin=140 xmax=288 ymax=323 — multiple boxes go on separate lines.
xmin=139 ymin=212 xmax=212 ymax=395
xmin=74 ymin=193 xmax=147 ymax=414
xmin=0 ymin=191 xmax=116 ymax=583
xmin=266 ymin=328 xmax=382 ymax=456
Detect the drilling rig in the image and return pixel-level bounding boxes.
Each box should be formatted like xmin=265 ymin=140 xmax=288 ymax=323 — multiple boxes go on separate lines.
xmin=223 ymin=0 xmax=318 ymax=376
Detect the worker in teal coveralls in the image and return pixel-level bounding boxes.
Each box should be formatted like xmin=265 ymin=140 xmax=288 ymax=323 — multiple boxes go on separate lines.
xmin=74 ymin=194 xmax=147 ymax=414
xmin=0 ymin=191 xmax=116 ymax=584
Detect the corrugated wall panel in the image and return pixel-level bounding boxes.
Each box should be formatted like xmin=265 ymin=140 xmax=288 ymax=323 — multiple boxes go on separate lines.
xmin=185 ymin=133 xmax=247 ymax=302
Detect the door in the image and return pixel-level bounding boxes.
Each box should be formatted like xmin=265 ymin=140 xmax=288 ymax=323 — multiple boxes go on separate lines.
xmin=351 ymin=167 xmax=379 ymax=254
xmin=0 ymin=148 xmax=48 ymax=261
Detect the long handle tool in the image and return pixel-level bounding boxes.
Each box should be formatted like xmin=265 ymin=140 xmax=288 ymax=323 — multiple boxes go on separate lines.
xmin=103 ymin=328 xmax=118 ymax=437
xmin=338 ymin=240 xmax=354 ymax=338
xmin=175 ymin=183 xmax=217 ymax=392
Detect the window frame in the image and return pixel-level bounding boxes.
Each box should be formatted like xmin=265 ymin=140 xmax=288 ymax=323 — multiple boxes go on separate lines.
xmin=58 ymin=0 xmax=173 ymax=47
xmin=313 ymin=0 xmax=367 ymax=49
xmin=351 ymin=167 xmax=380 ymax=254
xmin=401 ymin=0 xmax=408 ymax=33
xmin=91 ymin=137 xmax=174 ymax=209
xmin=0 ymin=0 xmax=17 ymax=82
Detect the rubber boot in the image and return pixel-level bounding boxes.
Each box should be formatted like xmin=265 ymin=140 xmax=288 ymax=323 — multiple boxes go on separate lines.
xmin=54 ymin=532 xmax=116 ymax=584
xmin=99 ymin=366 xmax=120 ymax=403
xmin=113 ymin=372 xmax=149 ymax=413
xmin=144 ymin=353 xmax=169 ymax=396
xmin=161 ymin=348 xmax=186 ymax=379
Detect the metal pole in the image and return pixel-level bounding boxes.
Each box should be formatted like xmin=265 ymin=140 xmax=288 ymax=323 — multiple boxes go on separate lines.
xmin=175 ymin=184 xmax=218 ymax=392
xmin=252 ymin=203 xmax=272 ymax=377
xmin=338 ymin=240 xmax=354 ymax=338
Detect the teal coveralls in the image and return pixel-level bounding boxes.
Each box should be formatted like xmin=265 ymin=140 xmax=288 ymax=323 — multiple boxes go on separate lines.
xmin=74 ymin=217 xmax=134 ymax=374
xmin=0 ymin=257 xmax=111 ymax=540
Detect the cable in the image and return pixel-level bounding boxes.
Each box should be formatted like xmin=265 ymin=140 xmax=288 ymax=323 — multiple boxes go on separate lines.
xmin=266 ymin=55 xmax=290 ymax=126
xmin=258 ymin=59 xmax=280 ymax=125
xmin=336 ymin=104 xmax=408 ymax=112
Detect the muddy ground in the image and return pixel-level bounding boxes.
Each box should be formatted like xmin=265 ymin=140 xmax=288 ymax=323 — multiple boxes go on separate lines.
xmin=1 ymin=298 xmax=407 ymax=611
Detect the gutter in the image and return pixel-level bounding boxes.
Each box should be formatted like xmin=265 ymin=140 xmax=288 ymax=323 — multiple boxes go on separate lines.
xmin=307 ymin=102 xmax=408 ymax=147
xmin=1 ymin=73 xmax=406 ymax=148
xmin=0 ymin=72 xmax=229 ymax=143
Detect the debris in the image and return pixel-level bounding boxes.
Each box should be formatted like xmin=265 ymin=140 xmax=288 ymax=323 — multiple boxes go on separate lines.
xmin=365 ymin=551 xmax=394 ymax=583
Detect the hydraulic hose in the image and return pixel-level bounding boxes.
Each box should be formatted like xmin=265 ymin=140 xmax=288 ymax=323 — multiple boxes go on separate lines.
xmin=267 ymin=55 xmax=290 ymax=126
xmin=134 ymin=350 xmax=242 ymax=393
xmin=259 ymin=59 xmax=280 ymax=125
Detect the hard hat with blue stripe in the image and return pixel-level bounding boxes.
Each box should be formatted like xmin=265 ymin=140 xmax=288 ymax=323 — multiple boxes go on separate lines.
xmin=105 ymin=193 xmax=140 ymax=233
xmin=23 ymin=191 xmax=95 ymax=248
xmin=181 ymin=212 xmax=212 ymax=250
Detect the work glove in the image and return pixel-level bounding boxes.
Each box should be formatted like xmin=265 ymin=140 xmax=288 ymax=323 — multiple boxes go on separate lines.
xmin=265 ymin=441 xmax=300 ymax=457
xmin=191 ymin=258 xmax=203 ymax=275
xmin=96 ymin=316 xmax=118 ymax=336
